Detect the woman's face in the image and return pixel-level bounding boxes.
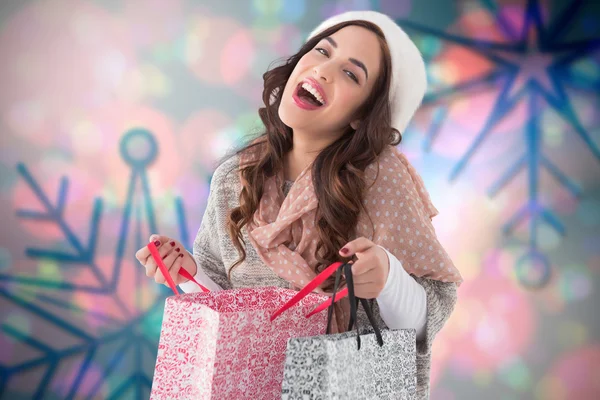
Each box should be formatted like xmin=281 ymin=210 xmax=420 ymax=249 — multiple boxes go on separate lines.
xmin=278 ymin=25 xmax=383 ymax=136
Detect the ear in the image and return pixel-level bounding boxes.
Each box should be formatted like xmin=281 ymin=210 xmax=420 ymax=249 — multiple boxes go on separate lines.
xmin=350 ymin=119 xmax=361 ymax=130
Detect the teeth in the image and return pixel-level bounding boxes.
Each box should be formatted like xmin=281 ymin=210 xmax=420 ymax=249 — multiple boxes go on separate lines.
xmin=301 ymin=82 xmax=324 ymax=105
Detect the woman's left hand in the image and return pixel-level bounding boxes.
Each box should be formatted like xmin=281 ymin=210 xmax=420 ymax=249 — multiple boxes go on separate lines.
xmin=338 ymin=237 xmax=390 ymax=299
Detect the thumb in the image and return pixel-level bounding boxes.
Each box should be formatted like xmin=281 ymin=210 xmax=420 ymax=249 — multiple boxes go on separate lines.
xmin=339 ymin=237 xmax=374 ymax=257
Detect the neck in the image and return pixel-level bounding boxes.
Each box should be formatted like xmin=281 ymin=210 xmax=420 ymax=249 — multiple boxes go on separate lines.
xmin=283 ymin=131 xmax=339 ymax=181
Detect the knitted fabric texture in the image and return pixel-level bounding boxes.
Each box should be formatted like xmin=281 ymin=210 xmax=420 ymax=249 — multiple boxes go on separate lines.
xmin=193 ymin=154 xmax=458 ymax=398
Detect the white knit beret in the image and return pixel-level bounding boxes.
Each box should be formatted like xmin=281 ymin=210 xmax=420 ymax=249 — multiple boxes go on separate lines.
xmin=307 ymin=10 xmax=427 ymax=133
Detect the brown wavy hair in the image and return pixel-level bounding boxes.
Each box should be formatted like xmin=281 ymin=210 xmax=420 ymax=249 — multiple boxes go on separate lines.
xmin=224 ymin=20 xmax=400 ymax=279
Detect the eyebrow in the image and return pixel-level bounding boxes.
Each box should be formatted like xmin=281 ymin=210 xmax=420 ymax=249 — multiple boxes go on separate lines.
xmin=324 ymin=37 xmax=369 ymax=81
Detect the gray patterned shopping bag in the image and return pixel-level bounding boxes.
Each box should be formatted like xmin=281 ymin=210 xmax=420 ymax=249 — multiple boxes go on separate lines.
xmin=274 ymin=262 xmax=417 ymax=399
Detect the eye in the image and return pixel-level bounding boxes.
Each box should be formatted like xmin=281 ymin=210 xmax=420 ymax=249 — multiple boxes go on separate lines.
xmin=315 ymin=47 xmax=359 ymax=84
xmin=345 ymin=70 xmax=359 ymax=83
xmin=315 ymin=47 xmax=329 ymax=57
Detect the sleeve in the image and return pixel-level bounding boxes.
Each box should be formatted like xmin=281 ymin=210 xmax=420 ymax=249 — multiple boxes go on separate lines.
xmin=376 ymin=246 xmax=427 ymax=340
xmin=179 ymin=170 xmax=234 ymax=292
xmin=412 ymin=277 xmax=457 ymax=354
xmin=178 ymin=254 xmax=224 ymax=293
xmin=412 ymin=275 xmax=458 ymax=397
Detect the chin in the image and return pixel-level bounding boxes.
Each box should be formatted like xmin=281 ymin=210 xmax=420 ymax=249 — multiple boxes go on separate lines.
xmin=278 ymin=101 xmax=304 ymax=130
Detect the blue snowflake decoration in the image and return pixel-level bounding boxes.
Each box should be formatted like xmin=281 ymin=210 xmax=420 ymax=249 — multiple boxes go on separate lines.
xmin=398 ymin=0 xmax=600 ymax=288
xmin=1 ymin=129 xmax=193 ymax=399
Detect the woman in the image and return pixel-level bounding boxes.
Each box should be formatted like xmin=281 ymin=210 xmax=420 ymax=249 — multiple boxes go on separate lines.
xmin=136 ymin=10 xmax=462 ymax=398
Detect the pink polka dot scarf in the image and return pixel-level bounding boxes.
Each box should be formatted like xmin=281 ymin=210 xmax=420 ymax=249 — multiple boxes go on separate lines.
xmin=240 ymin=145 xmax=463 ymax=293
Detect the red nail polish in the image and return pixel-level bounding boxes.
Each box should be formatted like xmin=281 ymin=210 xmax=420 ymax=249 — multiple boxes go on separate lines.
xmin=170 ymin=241 xmax=176 ymax=247
xmin=154 ymin=240 xmax=161 ymax=247
xmin=179 ymin=253 xmax=184 ymax=258
xmin=175 ymin=247 xmax=180 ymax=252
xmin=340 ymin=248 xmax=348 ymax=254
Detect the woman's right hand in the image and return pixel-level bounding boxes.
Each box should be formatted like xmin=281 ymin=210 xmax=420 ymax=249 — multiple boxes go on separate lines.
xmin=135 ymin=234 xmax=198 ymax=286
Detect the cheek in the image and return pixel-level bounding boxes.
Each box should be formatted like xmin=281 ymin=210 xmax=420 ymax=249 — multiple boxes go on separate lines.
xmin=290 ymin=58 xmax=311 ymax=79
xmin=331 ymin=87 xmax=364 ymax=121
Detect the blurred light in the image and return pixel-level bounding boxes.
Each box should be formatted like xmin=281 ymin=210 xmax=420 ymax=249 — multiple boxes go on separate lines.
xmin=542 ymin=113 xmax=565 ymax=148
xmin=71 ymin=119 xmax=105 ymax=155
xmin=419 ymin=36 xmax=443 ymax=58
xmin=515 ymin=252 xmax=551 ymax=288
xmin=139 ymin=64 xmax=171 ymax=98
xmin=538 ymin=224 xmax=562 ymax=250
xmin=221 ymin=29 xmax=255 ymax=85
xmin=2 ymin=312 xmax=32 ymax=344
xmin=473 ymin=369 xmax=492 ymax=386
xmin=557 ymin=322 xmax=588 ymax=350
xmin=434 ymin=46 xmax=494 ymax=87
xmin=235 ymin=111 xmax=264 ymax=134
xmin=0 ymin=247 xmax=11 ymax=271
xmin=587 ymin=255 xmax=600 ymax=273
xmin=52 ymin=362 xmax=103 ymax=398
xmin=558 ymin=265 xmax=593 ymax=302
xmin=280 ymin=0 xmax=306 ymax=22
xmin=535 ymin=376 xmax=567 ymax=400
xmin=184 ymin=21 xmax=210 ymax=65
xmin=428 ymin=63 xmax=451 ymax=86
xmin=320 ymin=0 xmax=371 ymax=18
xmin=5 ymin=100 xmax=46 ymax=141
xmin=570 ymin=58 xmax=600 ymax=81
xmin=185 ymin=16 xmax=252 ymax=85
xmin=455 ymin=251 xmax=481 ymax=280
xmin=94 ymin=49 xmax=128 ymax=88
xmin=179 ymin=109 xmax=232 ymax=170
xmin=576 ymin=199 xmax=600 ymax=226
xmin=541 ymin=345 xmax=600 ymax=398
xmin=252 ymin=0 xmax=283 ymax=15
xmin=70 ymin=9 xmax=104 ymax=46
xmin=498 ymin=358 xmax=531 ymax=391
xmin=379 ymin=0 xmax=412 ymax=18
xmin=0 ymin=162 xmax=18 ymax=192
xmin=552 ymin=189 xmax=580 ymax=215
xmin=141 ymin=303 xmax=164 ymax=340
xmin=39 ymin=259 xmax=62 ymax=281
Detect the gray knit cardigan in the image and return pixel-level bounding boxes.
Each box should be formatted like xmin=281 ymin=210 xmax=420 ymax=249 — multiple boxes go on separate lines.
xmin=192 ymin=154 xmax=458 ymax=399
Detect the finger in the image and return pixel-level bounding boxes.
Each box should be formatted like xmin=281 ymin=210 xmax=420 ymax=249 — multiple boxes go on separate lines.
xmin=154 ymin=262 xmax=166 ymax=284
xmin=339 ymin=237 xmax=375 ymax=257
xmin=137 ymin=234 xmax=170 ymax=264
xmin=144 ymin=239 xmax=178 ymax=265
xmin=136 ymin=238 xmax=163 ymax=263
xmin=153 ymin=245 xmax=183 ymax=285
xmin=153 ymin=247 xmax=180 ymax=285
xmin=156 ymin=241 xmax=179 ymax=261
xmin=145 ymin=258 xmax=157 ymax=278
xmin=148 ymin=234 xmax=171 ymax=245
xmin=164 ymin=250 xmax=184 ymax=284
xmin=172 ymin=255 xmax=186 ymax=285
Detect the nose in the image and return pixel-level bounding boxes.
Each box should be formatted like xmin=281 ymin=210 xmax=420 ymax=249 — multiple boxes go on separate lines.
xmin=313 ymin=63 xmax=333 ymax=83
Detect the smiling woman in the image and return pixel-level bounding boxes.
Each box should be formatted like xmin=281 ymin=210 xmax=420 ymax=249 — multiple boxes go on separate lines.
xmin=225 ymin=13 xmax=458 ymax=398
xmin=228 ymin=18 xmax=402 ymax=286
xmin=137 ymin=10 xmax=460 ymax=400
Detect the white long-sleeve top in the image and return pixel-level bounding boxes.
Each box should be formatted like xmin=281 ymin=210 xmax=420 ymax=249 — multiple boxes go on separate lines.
xmin=180 ymin=245 xmax=427 ymax=339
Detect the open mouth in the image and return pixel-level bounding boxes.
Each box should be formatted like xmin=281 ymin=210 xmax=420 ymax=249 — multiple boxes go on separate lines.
xmin=294 ymin=82 xmax=325 ymax=107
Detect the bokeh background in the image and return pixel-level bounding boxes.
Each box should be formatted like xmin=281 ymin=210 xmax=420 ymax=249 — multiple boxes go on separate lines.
xmin=0 ymin=0 xmax=599 ymax=398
